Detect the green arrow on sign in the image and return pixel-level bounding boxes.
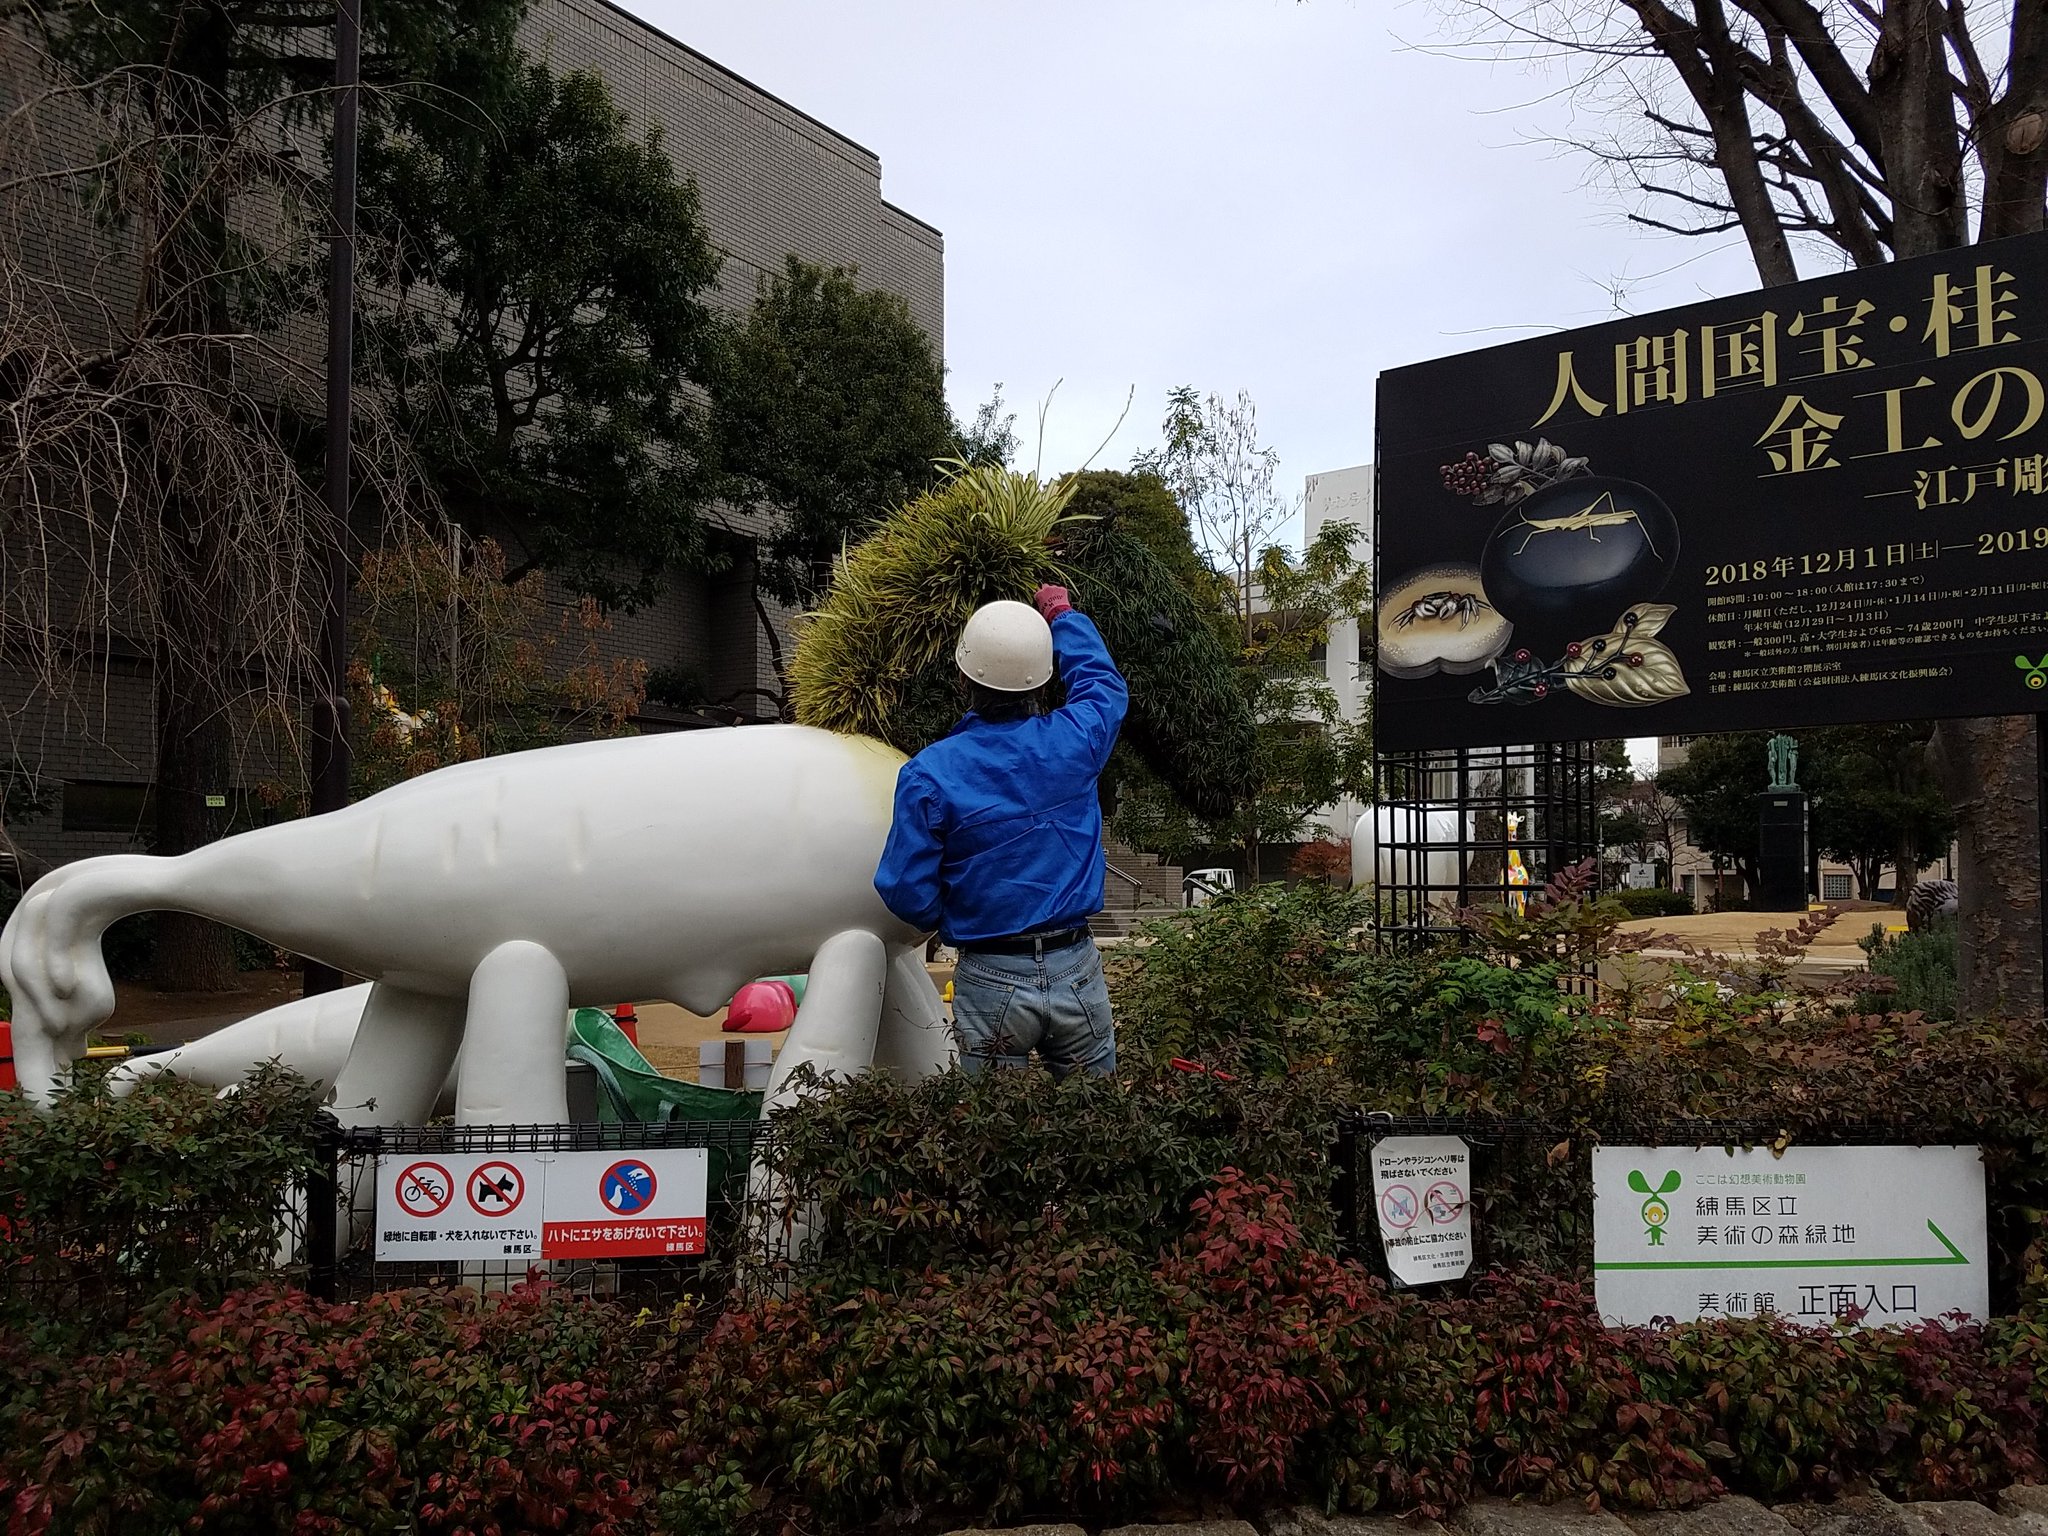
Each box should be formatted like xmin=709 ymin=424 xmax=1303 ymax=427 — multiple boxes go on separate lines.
xmin=1595 ymin=1220 xmax=1968 ymax=1272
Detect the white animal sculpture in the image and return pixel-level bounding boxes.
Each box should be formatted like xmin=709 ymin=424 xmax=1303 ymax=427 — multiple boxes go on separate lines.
xmin=1351 ymin=805 xmax=1472 ymax=895
xmin=105 ymin=983 xmax=377 ymax=1101
xmin=4 ymin=726 xmax=954 ymax=1126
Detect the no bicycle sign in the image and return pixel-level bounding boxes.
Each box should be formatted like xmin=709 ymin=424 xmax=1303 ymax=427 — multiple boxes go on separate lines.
xmin=376 ymin=1148 xmax=707 ymax=1261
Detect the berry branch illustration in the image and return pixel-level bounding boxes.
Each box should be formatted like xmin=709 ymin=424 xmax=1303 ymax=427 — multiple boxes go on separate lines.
xmin=1465 ymin=603 xmax=1687 ymax=707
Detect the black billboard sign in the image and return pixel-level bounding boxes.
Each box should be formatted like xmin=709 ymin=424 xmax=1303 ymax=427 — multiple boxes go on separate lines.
xmin=1374 ymin=232 xmax=2048 ymax=753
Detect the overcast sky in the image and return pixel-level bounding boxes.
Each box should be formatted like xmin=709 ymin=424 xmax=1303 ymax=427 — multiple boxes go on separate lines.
xmin=630 ymin=0 xmax=1768 ymax=491
xmin=627 ymin=0 xmax=1775 ymax=774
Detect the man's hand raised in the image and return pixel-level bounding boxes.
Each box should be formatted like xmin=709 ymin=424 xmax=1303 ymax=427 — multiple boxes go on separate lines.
xmin=1033 ymin=584 xmax=1073 ymax=621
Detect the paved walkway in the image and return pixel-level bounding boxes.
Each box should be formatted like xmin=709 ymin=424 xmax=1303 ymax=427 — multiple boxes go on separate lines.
xmin=951 ymin=1488 xmax=2048 ymax=1536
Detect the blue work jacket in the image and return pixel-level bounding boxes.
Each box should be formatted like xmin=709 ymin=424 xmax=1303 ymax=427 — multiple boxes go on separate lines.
xmin=874 ymin=611 xmax=1129 ymax=945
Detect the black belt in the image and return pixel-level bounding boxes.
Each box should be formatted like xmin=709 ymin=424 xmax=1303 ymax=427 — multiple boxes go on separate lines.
xmin=959 ymin=927 xmax=1088 ymax=957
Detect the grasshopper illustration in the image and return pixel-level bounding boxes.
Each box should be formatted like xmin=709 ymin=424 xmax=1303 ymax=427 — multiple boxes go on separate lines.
xmin=1509 ymin=490 xmax=1662 ymax=559
xmin=1627 ymin=1168 xmax=1682 ymax=1246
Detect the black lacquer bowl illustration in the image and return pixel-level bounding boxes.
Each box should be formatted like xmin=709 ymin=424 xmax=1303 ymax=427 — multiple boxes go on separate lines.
xmin=1477 ymin=474 xmax=1679 ymax=650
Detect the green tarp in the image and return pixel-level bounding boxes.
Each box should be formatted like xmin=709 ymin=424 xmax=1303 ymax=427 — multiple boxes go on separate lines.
xmin=566 ymin=1008 xmax=762 ymax=1126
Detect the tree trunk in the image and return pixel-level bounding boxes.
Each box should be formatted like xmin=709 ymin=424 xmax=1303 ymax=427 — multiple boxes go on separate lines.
xmin=1868 ymin=0 xmax=1968 ymax=256
xmin=1934 ymin=716 xmax=2043 ymax=1018
xmin=1891 ymin=830 xmax=1919 ymax=908
xmin=144 ymin=14 xmax=241 ymax=993
xmin=150 ymin=682 xmax=239 ymax=990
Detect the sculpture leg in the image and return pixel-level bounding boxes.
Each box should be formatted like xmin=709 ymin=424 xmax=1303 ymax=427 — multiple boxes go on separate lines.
xmin=759 ymin=928 xmax=886 ymax=1111
xmin=750 ymin=929 xmax=888 ymax=1273
xmin=453 ymin=940 xmax=570 ymax=1125
xmin=329 ymin=982 xmax=465 ymax=1127
xmin=327 ymin=983 xmax=466 ymax=1258
xmin=871 ymin=945 xmax=954 ymax=1081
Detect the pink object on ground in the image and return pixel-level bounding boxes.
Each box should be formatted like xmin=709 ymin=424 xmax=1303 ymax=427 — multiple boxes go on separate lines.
xmin=724 ymin=979 xmax=797 ymax=1034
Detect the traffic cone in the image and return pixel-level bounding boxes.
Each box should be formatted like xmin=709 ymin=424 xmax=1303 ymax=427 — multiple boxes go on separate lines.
xmin=0 ymin=1020 xmax=13 ymax=1093
xmin=612 ymin=1002 xmax=639 ymax=1047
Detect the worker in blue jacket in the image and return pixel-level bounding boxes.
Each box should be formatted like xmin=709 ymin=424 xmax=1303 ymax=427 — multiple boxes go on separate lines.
xmin=874 ymin=583 xmax=1128 ymax=1078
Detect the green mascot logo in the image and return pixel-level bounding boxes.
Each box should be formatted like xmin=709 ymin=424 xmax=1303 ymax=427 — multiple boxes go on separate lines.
xmin=2019 ymin=655 xmax=2048 ymax=691
xmin=1627 ymin=1168 xmax=1681 ymax=1245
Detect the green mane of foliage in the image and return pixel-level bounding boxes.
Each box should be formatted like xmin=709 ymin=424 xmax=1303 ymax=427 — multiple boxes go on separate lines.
xmin=790 ymin=464 xmax=1257 ymax=821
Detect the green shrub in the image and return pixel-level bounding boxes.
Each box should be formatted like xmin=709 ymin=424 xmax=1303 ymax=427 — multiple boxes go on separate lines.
xmin=5 ymin=1181 xmax=2048 ymax=1533
xmin=0 ymin=1281 xmax=685 ymax=1534
xmin=1112 ymin=881 xmax=1374 ymax=1079
xmin=1858 ymin=917 xmax=1958 ymax=1020
xmin=759 ymin=1064 xmax=1341 ymax=1294
xmin=0 ymin=1065 xmax=324 ymax=1325
xmin=1615 ymin=886 xmax=1694 ymax=917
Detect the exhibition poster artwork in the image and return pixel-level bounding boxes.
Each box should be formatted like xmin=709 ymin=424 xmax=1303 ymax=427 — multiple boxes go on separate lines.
xmin=1374 ymin=231 xmax=2048 ymax=752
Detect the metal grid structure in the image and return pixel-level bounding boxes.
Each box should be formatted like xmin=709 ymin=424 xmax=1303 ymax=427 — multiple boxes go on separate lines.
xmin=313 ymin=1117 xmax=795 ymax=1306
xmin=1367 ymin=740 xmax=1602 ymax=946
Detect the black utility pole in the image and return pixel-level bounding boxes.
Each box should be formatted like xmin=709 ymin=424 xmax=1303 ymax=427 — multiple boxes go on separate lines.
xmin=305 ymin=0 xmax=361 ymax=999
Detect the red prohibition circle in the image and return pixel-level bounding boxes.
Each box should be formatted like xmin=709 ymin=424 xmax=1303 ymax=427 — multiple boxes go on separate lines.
xmin=394 ymin=1160 xmax=454 ymax=1219
xmin=466 ymin=1160 xmax=526 ymax=1217
xmin=1379 ymin=1182 xmax=1420 ymax=1231
xmin=1424 ymin=1181 xmax=1467 ymax=1224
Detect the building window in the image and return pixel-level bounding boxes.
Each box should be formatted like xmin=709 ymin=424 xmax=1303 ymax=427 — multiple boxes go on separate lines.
xmin=61 ymin=781 xmax=153 ymax=836
xmin=1822 ymin=873 xmax=1853 ymax=901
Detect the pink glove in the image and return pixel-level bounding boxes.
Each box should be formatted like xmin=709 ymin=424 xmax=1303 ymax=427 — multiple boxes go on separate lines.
xmin=1033 ymin=583 xmax=1073 ymax=620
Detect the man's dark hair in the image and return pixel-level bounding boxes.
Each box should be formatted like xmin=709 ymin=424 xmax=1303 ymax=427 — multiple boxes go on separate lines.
xmin=964 ymin=678 xmax=1050 ymax=722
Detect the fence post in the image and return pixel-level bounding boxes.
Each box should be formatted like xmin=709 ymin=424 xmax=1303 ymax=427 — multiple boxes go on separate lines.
xmin=1332 ymin=1114 xmax=1360 ymax=1256
xmin=306 ymin=1112 xmax=341 ymax=1301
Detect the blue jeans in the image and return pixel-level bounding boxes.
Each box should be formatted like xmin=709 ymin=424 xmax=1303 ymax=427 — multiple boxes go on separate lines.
xmin=950 ymin=938 xmax=1115 ymax=1080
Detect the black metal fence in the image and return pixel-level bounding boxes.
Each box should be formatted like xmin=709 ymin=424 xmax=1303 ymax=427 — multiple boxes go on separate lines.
xmin=8 ymin=1107 xmax=2038 ymax=1325
xmin=313 ymin=1116 xmax=797 ymax=1306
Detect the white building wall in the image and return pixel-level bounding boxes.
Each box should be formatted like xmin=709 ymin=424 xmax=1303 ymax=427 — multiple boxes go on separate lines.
xmin=1302 ymin=464 xmax=1374 ymax=841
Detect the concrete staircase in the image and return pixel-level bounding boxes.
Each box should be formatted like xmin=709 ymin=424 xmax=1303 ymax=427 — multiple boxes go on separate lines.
xmin=1092 ymin=838 xmax=1184 ymax=941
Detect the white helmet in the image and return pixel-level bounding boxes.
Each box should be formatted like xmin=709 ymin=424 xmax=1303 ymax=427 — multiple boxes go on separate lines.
xmin=955 ymin=600 xmax=1054 ymax=692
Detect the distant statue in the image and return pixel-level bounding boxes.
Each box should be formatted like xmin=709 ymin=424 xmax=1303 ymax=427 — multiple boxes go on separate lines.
xmin=1767 ymin=733 xmax=1799 ymax=791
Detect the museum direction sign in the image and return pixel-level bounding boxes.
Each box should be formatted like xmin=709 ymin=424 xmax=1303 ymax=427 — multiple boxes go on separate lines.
xmin=1375 ymin=231 xmax=2048 ymax=752
xmin=1591 ymin=1145 xmax=1989 ymax=1328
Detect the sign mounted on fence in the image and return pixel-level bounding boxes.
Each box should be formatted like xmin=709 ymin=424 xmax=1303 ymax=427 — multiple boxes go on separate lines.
xmin=1370 ymin=1134 xmax=1474 ymax=1285
xmin=375 ymin=1147 xmax=708 ymax=1262
xmin=1375 ymin=231 xmax=2048 ymax=752
xmin=542 ymin=1149 xmax=708 ymax=1259
xmin=1592 ymin=1144 xmax=1988 ymax=1327
xmin=377 ymin=1153 xmax=543 ymax=1262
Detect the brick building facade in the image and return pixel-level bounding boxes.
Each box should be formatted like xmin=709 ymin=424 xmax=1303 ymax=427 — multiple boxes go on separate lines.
xmin=2 ymin=0 xmax=944 ymax=871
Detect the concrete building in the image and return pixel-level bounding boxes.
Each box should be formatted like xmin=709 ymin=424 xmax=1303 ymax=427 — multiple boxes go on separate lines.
xmin=1 ymin=0 xmax=944 ymax=871
xmin=1302 ymin=464 xmax=1374 ymax=842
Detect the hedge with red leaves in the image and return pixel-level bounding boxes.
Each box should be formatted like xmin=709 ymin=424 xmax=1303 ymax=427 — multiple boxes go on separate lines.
xmin=3 ymin=1175 xmax=2045 ymax=1536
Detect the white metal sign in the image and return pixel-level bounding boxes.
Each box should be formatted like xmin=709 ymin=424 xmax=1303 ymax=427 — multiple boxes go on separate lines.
xmin=1593 ymin=1145 xmax=1988 ymax=1327
xmin=376 ymin=1152 xmax=545 ymax=1261
xmin=375 ymin=1147 xmax=708 ymax=1262
xmin=1370 ymin=1135 xmax=1474 ymax=1284
xmin=541 ymin=1149 xmax=709 ymax=1258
